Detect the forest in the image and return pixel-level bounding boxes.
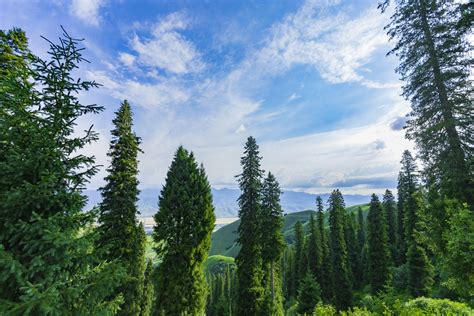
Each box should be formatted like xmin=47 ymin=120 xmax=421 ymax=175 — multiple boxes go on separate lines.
xmin=0 ymin=0 xmax=473 ymax=315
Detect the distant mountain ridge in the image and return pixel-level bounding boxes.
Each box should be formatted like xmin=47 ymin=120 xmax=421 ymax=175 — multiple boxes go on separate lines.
xmin=84 ymin=188 xmax=370 ymax=218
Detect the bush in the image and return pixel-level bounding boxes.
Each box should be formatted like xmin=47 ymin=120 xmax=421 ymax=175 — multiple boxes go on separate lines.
xmin=399 ymin=297 xmax=473 ymax=315
xmin=313 ymin=303 xmax=336 ymax=315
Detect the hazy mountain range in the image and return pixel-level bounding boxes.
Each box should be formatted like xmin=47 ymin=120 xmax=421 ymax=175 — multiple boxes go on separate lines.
xmin=84 ymin=188 xmax=370 ymax=218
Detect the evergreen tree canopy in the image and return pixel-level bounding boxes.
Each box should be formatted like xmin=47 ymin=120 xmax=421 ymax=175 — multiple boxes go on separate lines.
xmin=383 ymin=189 xmax=398 ymax=263
xmin=382 ymin=0 xmax=473 ymax=205
xmin=235 ymin=136 xmax=265 ymax=315
xmin=0 ymin=27 xmax=124 ymax=314
xmin=367 ymin=194 xmax=391 ymax=294
xmin=97 ymin=100 xmax=145 ymax=315
xmin=297 ymin=272 xmax=321 ymax=315
xmin=328 ymin=190 xmax=352 ymax=310
xmin=153 ymin=146 xmax=215 ymax=315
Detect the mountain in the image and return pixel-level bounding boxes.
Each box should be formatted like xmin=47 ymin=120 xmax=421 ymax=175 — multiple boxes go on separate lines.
xmin=209 ymin=204 xmax=370 ymax=258
xmin=84 ymin=188 xmax=370 ymax=218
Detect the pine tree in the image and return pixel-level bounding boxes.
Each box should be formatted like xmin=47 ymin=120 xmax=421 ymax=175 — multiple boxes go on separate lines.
xmin=383 ymin=189 xmax=398 ymax=263
xmin=316 ymin=196 xmax=332 ymax=302
xmin=345 ymin=212 xmax=359 ymax=288
xmin=400 ymin=151 xmax=419 ymax=245
xmin=382 ymin=0 xmax=473 ymax=205
xmin=140 ymin=261 xmax=154 ymax=316
xmin=355 ymin=208 xmax=366 ymax=286
xmin=294 ymin=220 xmax=306 ymax=292
xmin=367 ymin=194 xmax=391 ymax=294
xmin=260 ymin=172 xmax=284 ymax=314
xmin=396 ymin=171 xmax=407 ymax=265
xmin=97 ymin=100 xmax=145 ymax=315
xmin=328 ymin=190 xmax=352 ymax=310
xmin=307 ymin=213 xmax=322 ymax=284
xmin=297 ymin=272 xmax=321 ymax=315
xmin=153 ymin=147 xmax=215 ymax=315
xmin=0 ymin=28 xmax=124 ymax=314
xmin=235 ymin=136 xmax=265 ymax=315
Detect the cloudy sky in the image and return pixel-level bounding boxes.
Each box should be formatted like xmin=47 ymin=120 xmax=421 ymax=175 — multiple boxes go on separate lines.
xmin=1 ymin=0 xmax=413 ymax=195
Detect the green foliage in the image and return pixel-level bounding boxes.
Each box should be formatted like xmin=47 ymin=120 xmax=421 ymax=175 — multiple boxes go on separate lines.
xmin=235 ymin=136 xmax=265 ymax=315
xmin=383 ymin=190 xmax=397 ymax=263
xmin=140 ymin=261 xmax=154 ymax=316
xmin=0 ymin=27 xmax=123 ymax=314
xmin=297 ymin=272 xmax=321 ymax=315
xmin=294 ymin=221 xmax=306 ymax=291
xmin=442 ymin=201 xmax=474 ymax=301
xmin=316 ymin=197 xmax=333 ymax=302
xmin=314 ymin=303 xmax=337 ymax=315
xmin=153 ymin=146 xmax=215 ymax=315
xmin=328 ymin=190 xmax=352 ymax=310
xmin=383 ymin=0 xmax=473 ymax=205
xmin=400 ymin=297 xmax=473 ymax=315
xmin=260 ymin=172 xmax=285 ymax=314
xmin=97 ymin=100 xmax=146 ymax=315
xmin=367 ymin=194 xmax=391 ymax=294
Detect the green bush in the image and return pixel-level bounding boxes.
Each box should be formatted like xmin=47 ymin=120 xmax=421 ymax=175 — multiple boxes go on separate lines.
xmin=399 ymin=297 xmax=473 ymax=315
xmin=313 ymin=303 xmax=336 ymax=315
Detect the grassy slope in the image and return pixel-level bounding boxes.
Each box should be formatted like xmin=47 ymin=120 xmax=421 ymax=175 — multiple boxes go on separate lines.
xmin=209 ymin=203 xmax=370 ymax=257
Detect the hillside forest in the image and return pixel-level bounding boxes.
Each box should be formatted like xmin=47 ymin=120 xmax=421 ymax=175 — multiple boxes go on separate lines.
xmin=0 ymin=1 xmax=473 ymax=315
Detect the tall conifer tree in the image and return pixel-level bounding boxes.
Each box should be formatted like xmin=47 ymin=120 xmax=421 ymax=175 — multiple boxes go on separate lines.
xmin=294 ymin=221 xmax=306 ymax=292
xmin=0 ymin=28 xmax=124 ymax=314
xmin=260 ymin=172 xmax=284 ymax=315
xmin=383 ymin=189 xmax=398 ymax=263
xmin=328 ymin=190 xmax=352 ymax=310
xmin=307 ymin=213 xmax=322 ymax=283
xmin=153 ymin=147 xmax=215 ymax=315
xmin=382 ymin=0 xmax=473 ymax=205
xmin=367 ymin=194 xmax=391 ymax=294
xmin=236 ymin=136 xmax=265 ymax=315
xmin=97 ymin=100 xmax=145 ymax=315
xmin=316 ymin=196 xmax=332 ymax=302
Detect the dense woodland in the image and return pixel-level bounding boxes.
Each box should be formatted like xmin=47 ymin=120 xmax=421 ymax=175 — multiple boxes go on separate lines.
xmin=0 ymin=0 xmax=473 ymax=315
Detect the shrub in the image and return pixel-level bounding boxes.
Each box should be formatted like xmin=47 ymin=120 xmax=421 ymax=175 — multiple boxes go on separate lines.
xmin=399 ymin=297 xmax=473 ymax=315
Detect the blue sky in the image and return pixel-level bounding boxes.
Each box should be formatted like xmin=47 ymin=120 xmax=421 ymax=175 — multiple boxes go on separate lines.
xmin=1 ymin=0 xmax=413 ymax=195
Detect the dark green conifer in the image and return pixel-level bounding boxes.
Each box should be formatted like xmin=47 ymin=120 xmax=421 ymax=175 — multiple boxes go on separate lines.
xmin=307 ymin=213 xmax=322 ymax=283
xmin=140 ymin=261 xmax=154 ymax=316
xmin=383 ymin=189 xmax=398 ymax=263
xmin=153 ymin=147 xmax=215 ymax=315
xmin=0 ymin=28 xmax=124 ymax=314
xmin=260 ymin=172 xmax=284 ymax=314
xmin=367 ymin=194 xmax=391 ymax=294
xmin=316 ymin=196 xmax=332 ymax=302
xmin=328 ymin=190 xmax=352 ymax=310
xmin=294 ymin=220 xmax=306 ymax=291
xmin=382 ymin=0 xmax=473 ymax=205
xmin=297 ymin=272 xmax=321 ymax=315
xmin=235 ymin=136 xmax=265 ymax=315
xmin=97 ymin=100 xmax=145 ymax=315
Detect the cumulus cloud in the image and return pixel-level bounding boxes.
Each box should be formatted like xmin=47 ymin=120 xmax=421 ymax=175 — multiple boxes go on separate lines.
xmin=69 ymin=0 xmax=106 ymax=26
xmin=128 ymin=12 xmax=204 ymax=74
xmin=118 ymin=52 xmax=136 ymax=67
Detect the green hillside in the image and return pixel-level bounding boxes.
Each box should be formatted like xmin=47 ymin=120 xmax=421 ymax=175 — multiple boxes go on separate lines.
xmin=209 ymin=204 xmax=369 ymax=257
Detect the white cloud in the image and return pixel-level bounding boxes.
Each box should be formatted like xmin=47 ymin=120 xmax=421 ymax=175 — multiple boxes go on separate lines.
xmin=87 ymin=70 xmax=189 ymax=109
xmin=130 ymin=12 xmax=204 ymax=74
xmin=118 ymin=52 xmax=136 ymax=66
xmin=69 ymin=0 xmax=106 ymax=26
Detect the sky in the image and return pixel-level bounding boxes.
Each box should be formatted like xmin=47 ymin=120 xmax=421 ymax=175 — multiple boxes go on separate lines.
xmin=1 ymin=0 xmax=414 ymax=195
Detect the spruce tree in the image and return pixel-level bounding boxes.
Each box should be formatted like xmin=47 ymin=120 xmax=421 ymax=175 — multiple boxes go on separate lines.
xmin=345 ymin=212 xmax=359 ymax=288
xmin=382 ymin=0 xmax=473 ymax=205
xmin=153 ymin=147 xmax=215 ymax=315
xmin=396 ymin=171 xmax=407 ymax=265
xmin=260 ymin=172 xmax=284 ymax=314
xmin=307 ymin=213 xmax=322 ymax=284
xmin=235 ymin=136 xmax=265 ymax=315
xmin=294 ymin=220 xmax=306 ymax=292
xmin=383 ymin=189 xmax=398 ymax=263
xmin=400 ymin=151 xmax=419 ymax=245
xmin=140 ymin=261 xmax=154 ymax=316
xmin=97 ymin=100 xmax=145 ymax=315
xmin=355 ymin=208 xmax=366 ymax=286
xmin=316 ymin=196 xmax=332 ymax=302
xmin=297 ymin=272 xmax=321 ymax=315
xmin=0 ymin=28 xmax=124 ymax=314
xmin=367 ymin=194 xmax=391 ymax=294
xmin=328 ymin=190 xmax=352 ymax=310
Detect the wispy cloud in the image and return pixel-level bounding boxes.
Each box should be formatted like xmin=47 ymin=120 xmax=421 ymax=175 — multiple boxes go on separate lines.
xmin=69 ymin=0 xmax=106 ymax=26
xmin=126 ymin=12 xmax=204 ymax=74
